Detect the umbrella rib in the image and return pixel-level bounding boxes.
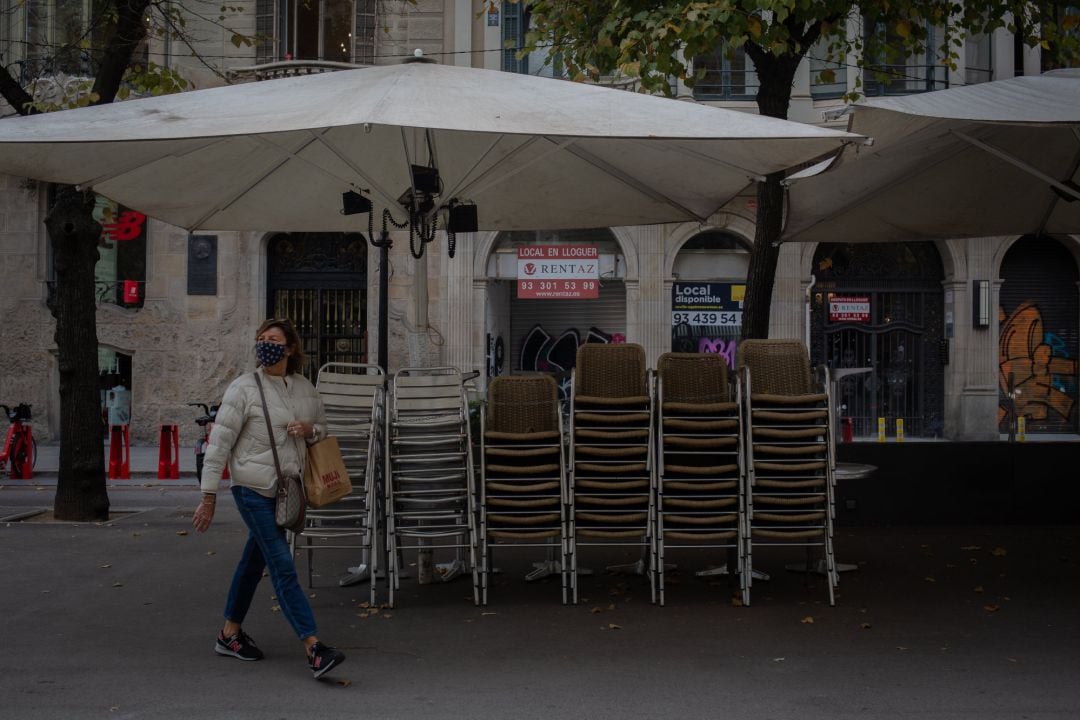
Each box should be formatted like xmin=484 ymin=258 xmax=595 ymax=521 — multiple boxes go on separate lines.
xmin=188 ymin=135 xmax=319 ymax=230
xmin=952 ymin=129 xmax=1080 ymax=202
xmin=78 ymin=137 xmax=226 ymax=191
xmin=658 ymin=142 xmax=767 ymax=183
xmin=440 ymin=134 xmax=506 ymax=203
xmin=559 ymin=142 xmax=711 ymax=222
xmin=457 ymin=136 xmax=573 ymax=199
xmin=310 ymin=130 xmax=403 ymax=211
xmin=1035 ymin=126 xmax=1080 ymax=236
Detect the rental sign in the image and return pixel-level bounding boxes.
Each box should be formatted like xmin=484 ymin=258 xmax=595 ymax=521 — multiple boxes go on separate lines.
xmin=517 ymin=245 xmax=599 ymax=299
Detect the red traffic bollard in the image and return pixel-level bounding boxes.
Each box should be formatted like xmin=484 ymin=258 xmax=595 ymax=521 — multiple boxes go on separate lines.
xmin=841 ymin=417 xmax=854 ymax=443
xmin=108 ymin=425 xmax=131 ymax=480
xmin=158 ymin=424 xmax=180 ymax=480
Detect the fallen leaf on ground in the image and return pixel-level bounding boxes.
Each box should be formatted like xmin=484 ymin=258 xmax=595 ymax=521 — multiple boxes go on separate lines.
xmin=206 ymin=551 xmax=215 ymax=556
xmin=731 ymin=596 xmax=744 ymax=607
xmin=961 ymin=545 xmax=982 ymax=551
xmin=973 ymin=585 xmax=984 ymax=593
xmin=176 ymin=530 xmax=188 ymax=536
xmin=608 ymin=623 xmax=622 ymax=630
xmin=100 ymin=564 xmax=111 ymax=569
xmin=112 ymin=582 xmax=123 ymax=588
xmin=772 ymin=657 xmax=785 ymax=662
xmin=801 ymin=616 xmax=814 ymax=624
xmin=336 ymin=679 xmax=352 ymax=688
xmin=383 ymin=614 xmax=393 ymax=619
xmin=607 ymin=603 xmax=616 ymax=611
xmin=359 ymin=601 xmax=370 ymax=609
xmin=860 ymin=622 xmax=872 ymax=629
xmin=481 ymin=612 xmax=496 ymax=616
xmin=308 ymin=592 xmax=317 ymax=599
xmin=983 ymin=604 xmax=1001 ymax=612
xmin=924 ymin=577 xmax=936 ymax=583
xmin=897 ymin=646 xmax=908 ymax=651
xmin=271 ymin=605 xmax=280 ymax=612
xmin=992 ymin=547 xmax=1008 ymax=557
xmin=357 ymin=612 xmax=369 ymax=619
xmin=590 ymin=607 xmax=602 ymax=614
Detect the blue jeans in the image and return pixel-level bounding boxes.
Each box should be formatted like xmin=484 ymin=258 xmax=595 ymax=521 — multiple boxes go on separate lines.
xmin=224 ymin=486 xmax=317 ymax=640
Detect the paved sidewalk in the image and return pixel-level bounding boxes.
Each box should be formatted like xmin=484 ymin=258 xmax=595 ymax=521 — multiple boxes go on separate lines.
xmin=1 ymin=484 xmax=1078 ymax=720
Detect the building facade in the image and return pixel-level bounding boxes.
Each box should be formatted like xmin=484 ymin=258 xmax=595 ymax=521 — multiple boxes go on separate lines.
xmin=0 ymin=1 xmax=1075 ymax=446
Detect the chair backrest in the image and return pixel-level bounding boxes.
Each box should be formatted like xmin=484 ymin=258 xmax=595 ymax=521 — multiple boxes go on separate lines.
xmin=315 ymin=363 xmax=384 ymax=413
xmin=392 ymin=366 xmax=465 ymax=414
xmin=736 ymin=339 xmax=814 ymax=395
xmin=573 ymin=343 xmax=647 ymax=398
xmin=656 ymin=352 xmax=730 ymax=404
xmin=486 ymin=375 xmax=559 ymax=434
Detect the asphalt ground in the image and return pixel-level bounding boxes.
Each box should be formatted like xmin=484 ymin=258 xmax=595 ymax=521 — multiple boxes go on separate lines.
xmin=1 ymin=481 xmax=1078 ymax=720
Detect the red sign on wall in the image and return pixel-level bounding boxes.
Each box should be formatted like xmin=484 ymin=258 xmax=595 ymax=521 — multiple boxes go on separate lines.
xmin=829 ymin=295 xmax=871 ymax=322
xmin=517 ymin=245 xmax=599 ymax=299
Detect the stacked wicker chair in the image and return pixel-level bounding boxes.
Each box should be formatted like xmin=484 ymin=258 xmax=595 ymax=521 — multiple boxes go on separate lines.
xmin=385 ymin=366 xmax=479 ymax=607
xmin=568 ymin=343 xmax=655 ymax=604
xmin=292 ymin=363 xmax=384 ymax=606
xmin=654 ymin=353 xmax=744 ymax=606
xmin=479 ymin=375 xmax=568 ymax=604
xmin=737 ymin=339 xmax=837 ymax=606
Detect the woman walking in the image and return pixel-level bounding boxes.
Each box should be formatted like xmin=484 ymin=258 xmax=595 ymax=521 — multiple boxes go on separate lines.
xmin=192 ymin=318 xmax=345 ymax=679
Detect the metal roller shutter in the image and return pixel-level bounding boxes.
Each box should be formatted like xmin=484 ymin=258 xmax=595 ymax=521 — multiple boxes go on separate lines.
xmin=999 ymin=237 xmax=1080 ymax=433
xmin=509 ymin=282 xmax=627 ymax=372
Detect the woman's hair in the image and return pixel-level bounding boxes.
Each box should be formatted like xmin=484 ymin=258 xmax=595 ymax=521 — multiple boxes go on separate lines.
xmin=255 ymin=318 xmax=306 ymax=375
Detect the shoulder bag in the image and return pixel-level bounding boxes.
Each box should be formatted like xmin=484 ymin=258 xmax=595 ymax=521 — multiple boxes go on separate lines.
xmin=253 ymin=372 xmax=306 ymax=534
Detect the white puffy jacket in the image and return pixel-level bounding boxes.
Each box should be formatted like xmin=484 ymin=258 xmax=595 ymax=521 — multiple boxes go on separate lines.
xmin=200 ymin=368 xmax=327 ymax=496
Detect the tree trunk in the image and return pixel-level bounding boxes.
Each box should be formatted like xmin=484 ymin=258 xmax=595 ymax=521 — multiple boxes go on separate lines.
xmin=46 ymin=186 xmax=109 ymax=522
xmin=741 ymin=173 xmax=787 ymax=340
xmin=740 ymin=48 xmax=802 ymax=341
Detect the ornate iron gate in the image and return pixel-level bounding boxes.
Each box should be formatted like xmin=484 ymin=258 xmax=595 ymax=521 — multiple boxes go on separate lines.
xmin=810 ymin=243 xmax=945 ymax=438
xmin=267 ymin=233 xmax=368 ymax=379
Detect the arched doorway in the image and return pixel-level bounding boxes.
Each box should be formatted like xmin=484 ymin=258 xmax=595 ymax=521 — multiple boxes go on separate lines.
xmin=998 ymin=236 xmax=1079 ymax=433
xmin=485 ymin=228 xmax=625 ymax=395
xmin=266 ymin=232 xmax=368 ymax=378
xmin=810 ymin=242 xmax=946 ymax=438
xmin=670 ymin=230 xmax=751 ymax=370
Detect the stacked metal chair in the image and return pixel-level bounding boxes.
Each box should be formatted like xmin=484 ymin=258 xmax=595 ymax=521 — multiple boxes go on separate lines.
xmin=737 ymin=339 xmax=837 ymax=606
xmin=384 ymin=366 xmax=479 ymax=607
xmin=293 ymin=363 xmax=384 ymax=606
xmin=568 ymin=343 xmax=655 ymax=604
xmin=654 ymin=352 xmax=744 ymax=606
xmin=479 ymin=375 xmax=568 ymax=604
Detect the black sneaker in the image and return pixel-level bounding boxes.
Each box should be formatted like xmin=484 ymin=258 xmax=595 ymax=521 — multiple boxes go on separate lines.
xmin=215 ymin=630 xmax=264 ymax=661
xmin=308 ymin=642 xmax=346 ymax=679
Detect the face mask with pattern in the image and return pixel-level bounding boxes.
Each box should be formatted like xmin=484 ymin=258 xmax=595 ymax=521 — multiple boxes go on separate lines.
xmin=255 ymin=340 xmax=288 ymax=367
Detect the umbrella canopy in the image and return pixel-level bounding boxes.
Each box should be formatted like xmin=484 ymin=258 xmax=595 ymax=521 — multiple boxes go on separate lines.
xmin=0 ymin=59 xmax=859 ymax=232
xmin=784 ymin=69 xmax=1080 ymax=244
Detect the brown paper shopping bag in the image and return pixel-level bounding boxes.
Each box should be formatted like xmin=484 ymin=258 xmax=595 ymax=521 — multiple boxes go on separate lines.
xmin=304 ymin=436 xmax=352 ymax=508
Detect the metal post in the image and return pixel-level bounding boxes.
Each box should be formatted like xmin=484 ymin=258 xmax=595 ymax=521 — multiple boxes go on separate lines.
xmin=378 ymin=231 xmax=389 ymax=372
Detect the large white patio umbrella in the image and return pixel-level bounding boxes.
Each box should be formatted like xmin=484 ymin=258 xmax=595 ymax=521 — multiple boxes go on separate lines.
xmin=784 ymin=69 xmax=1080 ymax=244
xmin=0 ymin=56 xmax=860 ymax=369
xmin=0 ymin=56 xmax=859 ymax=235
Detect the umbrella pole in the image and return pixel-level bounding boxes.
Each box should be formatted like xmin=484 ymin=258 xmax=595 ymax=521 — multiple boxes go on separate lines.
xmin=378 ymin=231 xmax=390 ymax=372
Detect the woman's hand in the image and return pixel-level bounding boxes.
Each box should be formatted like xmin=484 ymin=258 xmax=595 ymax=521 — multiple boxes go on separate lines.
xmin=287 ymin=420 xmax=314 ymax=439
xmin=192 ymin=494 xmax=216 ymax=533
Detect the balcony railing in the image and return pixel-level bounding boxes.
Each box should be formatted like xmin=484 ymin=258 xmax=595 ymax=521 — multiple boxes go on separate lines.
xmin=227 ymin=60 xmax=367 ymax=83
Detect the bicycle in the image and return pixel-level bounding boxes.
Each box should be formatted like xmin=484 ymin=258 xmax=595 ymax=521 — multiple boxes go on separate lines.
xmin=188 ymin=402 xmax=224 ymax=485
xmin=0 ymin=403 xmax=37 ymax=480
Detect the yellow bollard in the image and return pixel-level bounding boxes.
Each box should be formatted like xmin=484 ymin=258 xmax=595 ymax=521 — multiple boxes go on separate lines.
xmin=1017 ymin=416 xmax=1026 ymax=442
xmin=895 ymin=418 xmax=904 ymax=443
xmin=877 ymin=417 xmax=886 ymax=443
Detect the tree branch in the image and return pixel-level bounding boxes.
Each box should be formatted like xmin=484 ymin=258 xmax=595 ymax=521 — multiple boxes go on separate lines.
xmin=0 ymin=66 xmax=37 ymax=116
xmin=92 ymin=0 xmax=153 ymax=105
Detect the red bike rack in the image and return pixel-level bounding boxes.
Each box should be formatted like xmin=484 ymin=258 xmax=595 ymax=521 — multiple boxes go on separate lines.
xmin=107 ymin=425 xmax=131 ymax=480
xmin=158 ymin=424 xmax=180 ymax=480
